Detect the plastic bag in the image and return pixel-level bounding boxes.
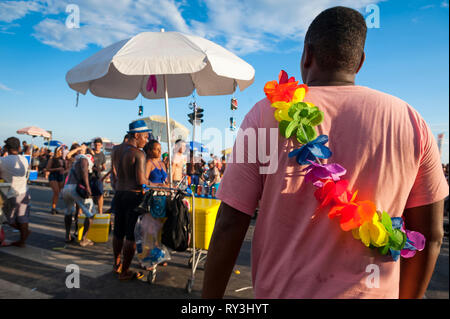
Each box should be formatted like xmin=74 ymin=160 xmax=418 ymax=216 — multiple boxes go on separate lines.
xmin=135 ymin=214 xmax=171 ymax=268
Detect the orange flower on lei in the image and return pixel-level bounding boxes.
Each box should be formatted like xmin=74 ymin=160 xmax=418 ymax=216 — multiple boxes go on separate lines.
xmin=264 ymin=70 xmax=308 ymax=103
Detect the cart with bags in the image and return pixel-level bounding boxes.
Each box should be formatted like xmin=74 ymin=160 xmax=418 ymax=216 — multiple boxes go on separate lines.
xmin=134 ymin=185 xmax=191 ymax=284
xmin=135 ymin=183 xmax=221 ymax=292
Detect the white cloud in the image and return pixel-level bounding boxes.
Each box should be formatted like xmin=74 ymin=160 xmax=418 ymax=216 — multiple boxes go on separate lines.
xmin=2 ymin=0 xmax=383 ymax=55
xmin=0 ymin=0 xmax=43 ymax=23
xmin=420 ymin=4 xmax=435 ymax=10
xmin=0 ymin=82 xmax=12 ymax=91
xmin=441 ymin=1 xmax=449 ymax=8
xmin=188 ymin=0 xmax=382 ymax=54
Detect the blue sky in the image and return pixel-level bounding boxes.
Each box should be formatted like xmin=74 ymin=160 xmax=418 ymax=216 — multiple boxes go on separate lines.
xmin=0 ymin=0 xmax=448 ymax=162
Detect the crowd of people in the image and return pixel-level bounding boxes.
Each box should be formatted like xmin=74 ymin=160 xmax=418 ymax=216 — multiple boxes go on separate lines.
xmin=0 ymin=138 xmax=108 ymax=247
xmin=0 ymin=119 xmax=226 ymax=279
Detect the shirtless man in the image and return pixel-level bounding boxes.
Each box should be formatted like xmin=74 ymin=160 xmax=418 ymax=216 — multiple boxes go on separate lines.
xmin=112 ymin=120 xmax=149 ymax=280
xmin=171 ymin=139 xmax=186 ymax=186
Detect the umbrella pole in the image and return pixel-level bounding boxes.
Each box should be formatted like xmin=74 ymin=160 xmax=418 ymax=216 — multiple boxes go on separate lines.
xmin=163 ymin=74 xmax=173 ymax=185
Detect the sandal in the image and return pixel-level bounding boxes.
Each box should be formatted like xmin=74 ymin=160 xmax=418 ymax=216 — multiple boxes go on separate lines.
xmin=119 ymin=270 xmax=145 ymax=281
xmin=80 ymin=239 xmax=94 ymax=247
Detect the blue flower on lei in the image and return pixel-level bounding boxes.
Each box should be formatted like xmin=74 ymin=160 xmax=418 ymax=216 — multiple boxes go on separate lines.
xmin=288 ymin=135 xmax=332 ymax=165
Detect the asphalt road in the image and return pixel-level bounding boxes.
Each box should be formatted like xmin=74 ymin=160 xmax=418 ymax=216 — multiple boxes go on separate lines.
xmin=0 ymin=184 xmax=448 ymax=299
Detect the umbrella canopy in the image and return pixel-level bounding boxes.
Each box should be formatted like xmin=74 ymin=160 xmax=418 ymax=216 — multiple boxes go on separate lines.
xmin=66 ymin=31 xmax=255 ymax=99
xmin=66 ymin=30 xmax=255 ymax=184
xmin=17 ymin=126 xmax=51 ymax=139
xmin=142 ymin=115 xmax=190 ymax=144
xmin=188 ymin=141 xmax=208 ymax=153
xmin=44 ymin=140 xmax=63 ymax=147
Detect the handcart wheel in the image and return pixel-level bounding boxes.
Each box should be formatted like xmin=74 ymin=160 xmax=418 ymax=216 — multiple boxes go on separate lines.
xmin=147 ymin=268 xmax=157 ymax=285
xmin=186 ymin=278 xmax=193 ymax=293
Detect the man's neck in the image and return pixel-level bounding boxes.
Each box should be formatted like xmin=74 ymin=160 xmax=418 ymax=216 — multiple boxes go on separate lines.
xmin=306 ymin=72 xmax=356 ymax=87
xmin=126 ymin=139 xmax=137 ymax=148
xmin=307 ymin=80 xmax=355 ymax=86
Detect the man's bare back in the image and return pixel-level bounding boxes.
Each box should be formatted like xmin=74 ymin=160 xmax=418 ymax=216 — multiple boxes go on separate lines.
xmin=113 ymin=142 xmax=147 ymax=192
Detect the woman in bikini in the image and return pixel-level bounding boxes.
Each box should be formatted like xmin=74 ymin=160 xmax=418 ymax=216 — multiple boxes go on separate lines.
xmin=144 ymin=140 xmax=168 ymax=187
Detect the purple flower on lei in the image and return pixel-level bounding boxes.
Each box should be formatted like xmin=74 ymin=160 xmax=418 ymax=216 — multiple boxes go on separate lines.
xmin=389 ymin=217 xmax=426 ymax=261
xmin=302 ymin=160 xmax=347 ymax=187
xmin=401 ymin=227 xmax=426 ymax=258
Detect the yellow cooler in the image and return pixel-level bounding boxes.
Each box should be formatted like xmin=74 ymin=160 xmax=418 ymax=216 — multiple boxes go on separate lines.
xmin=77 ymin=214 xmax=111 ymax=243
xmin=188 ymin=197 xmax=221 ymax=250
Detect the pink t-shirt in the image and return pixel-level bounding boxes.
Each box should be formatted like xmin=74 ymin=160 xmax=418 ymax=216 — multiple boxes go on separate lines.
xmin=216 ymin=85 xmax=448 ymax=299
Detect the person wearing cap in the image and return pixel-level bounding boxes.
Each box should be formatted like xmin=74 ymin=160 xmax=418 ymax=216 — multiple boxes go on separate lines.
xmin=0 ymin=137 xmax=31 ymax=247
xmin=112 ymin=120 xmax=149 ymax=281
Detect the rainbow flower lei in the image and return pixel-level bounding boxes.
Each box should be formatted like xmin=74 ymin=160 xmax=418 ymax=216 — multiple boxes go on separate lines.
xmin=264 ymin=70 xmax=426 ymax=261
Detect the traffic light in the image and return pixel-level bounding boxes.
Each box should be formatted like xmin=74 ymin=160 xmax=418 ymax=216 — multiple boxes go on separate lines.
xmin=187 ymin=107 xmax=204 ymax=125
xmin=196 ymin=108 xmax=204 ymax=119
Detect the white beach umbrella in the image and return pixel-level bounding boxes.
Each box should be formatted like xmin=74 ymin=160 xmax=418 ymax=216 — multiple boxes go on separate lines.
xmin=65 ymin=30 xmax=255 ymax=184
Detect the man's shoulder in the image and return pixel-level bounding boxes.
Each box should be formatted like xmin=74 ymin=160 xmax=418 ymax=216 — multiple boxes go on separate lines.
xmin=357 ymin=86 xmax=409 ymax=104
xmin=237 ymin=97 xmax=271 ymax=129
xmin=252 ymin=97 xmax=271 ymax=113
xmin=127 ymin=146 xmax=145 ymax=159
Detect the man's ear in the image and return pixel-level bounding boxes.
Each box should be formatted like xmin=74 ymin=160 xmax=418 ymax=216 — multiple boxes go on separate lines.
xmin=302 ymin=44 xmax=313 ymax=69
xmin=356 ymin=51 xmax=365 ymax=74
xmin=301 ymin=44 xmax=313 ymax=83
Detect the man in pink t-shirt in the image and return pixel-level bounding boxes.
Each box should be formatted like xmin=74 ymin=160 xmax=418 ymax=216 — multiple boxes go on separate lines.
xmin=202 ymin=7 xmax=448 ymax=299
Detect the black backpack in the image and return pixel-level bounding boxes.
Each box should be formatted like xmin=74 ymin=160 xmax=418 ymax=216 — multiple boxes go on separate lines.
xmin=161 ymin=192 xmax=191 ymax=252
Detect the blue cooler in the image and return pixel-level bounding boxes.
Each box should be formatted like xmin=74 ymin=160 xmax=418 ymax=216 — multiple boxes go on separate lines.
xmin=28 ymin=170 xmax=38 ymax=181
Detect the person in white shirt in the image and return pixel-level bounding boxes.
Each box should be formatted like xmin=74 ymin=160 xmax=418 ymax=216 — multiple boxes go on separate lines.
xmin=0 ymin=137 xmax=31 ymax=247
